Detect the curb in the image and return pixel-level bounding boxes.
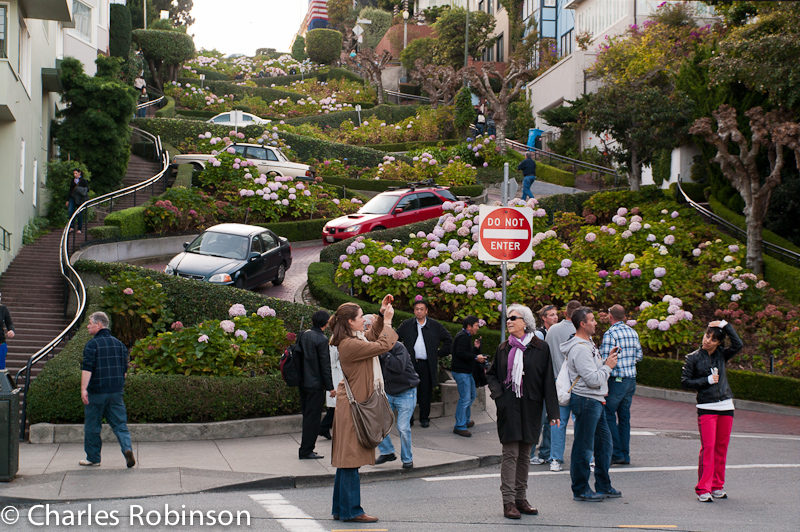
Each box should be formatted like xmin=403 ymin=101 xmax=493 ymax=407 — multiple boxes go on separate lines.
xmin=635 ymin=385 xmax=800 ymax=417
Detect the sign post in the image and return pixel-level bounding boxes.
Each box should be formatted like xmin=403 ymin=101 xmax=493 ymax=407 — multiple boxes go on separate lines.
xmin=355 ymin=104 xmax=362 ymax=126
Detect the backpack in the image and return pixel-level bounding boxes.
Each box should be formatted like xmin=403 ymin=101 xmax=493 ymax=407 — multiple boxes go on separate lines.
xmin=555 ymin=358 xmax=580 ymax=406
xmin=280 ymin=331 xmax=305 ymax=387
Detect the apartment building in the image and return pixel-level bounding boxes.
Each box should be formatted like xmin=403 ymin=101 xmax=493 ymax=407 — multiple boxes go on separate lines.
xmin=64 ymin=0 xmax=111 ymax=77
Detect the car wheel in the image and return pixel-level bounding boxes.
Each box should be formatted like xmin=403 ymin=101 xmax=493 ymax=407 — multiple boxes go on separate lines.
xmin=192 ymin=163 xmax=204 ymax=173
xmin=273 ymin=263 xmax=286 ymax=286
xmin=234 ymin=276 xmax=247 ymax=290
xmin=371 ymin=226 xmax=386 ymax=232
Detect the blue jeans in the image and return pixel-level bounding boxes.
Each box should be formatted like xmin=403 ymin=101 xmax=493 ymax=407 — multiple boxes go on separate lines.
xmin=569 ymin=394 xmax=613 ymax=496
xmin=452 ymin=372 xmax=475 ymax=431
xmin=549 ymin=404 xmax=572 ymax=463
xmin=378 ymin=387 xmax=416 ymax=464
xmin=332 ymin=468 xmax=363 ymax=520
xmin=83 ymin=392 xmax=132 ymax=464
xmin=521 ymin=175 xmax=536 ymax=200
xmin=605 ymin=377 xmax=636 ymax=462
xmin=531 ymin=405 xmax=551 ymax=460
xmin=68 ymin=198 xmax=83 ymax=231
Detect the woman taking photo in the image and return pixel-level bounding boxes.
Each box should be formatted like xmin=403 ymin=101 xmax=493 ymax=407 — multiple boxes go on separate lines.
xmin=681 ymin=320 xmax=742 ymax=503
xmin=487 ymin=304 xmax=560 ymax=519
xmin=329 ymin=296 xmax=397 ymax=523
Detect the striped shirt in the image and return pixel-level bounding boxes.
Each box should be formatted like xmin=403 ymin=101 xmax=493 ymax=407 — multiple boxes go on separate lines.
xmin=599 ymin=321 xmax=643 ymax=378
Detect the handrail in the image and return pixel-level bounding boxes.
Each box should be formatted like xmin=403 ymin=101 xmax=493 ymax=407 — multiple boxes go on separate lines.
xmin=676 ymin=179 xmax=800 ymax=269
xmin=384 ymin=90 xmax=442 ymax=103
xmin=13 ymin=126 xmax=169 ymax=440
xmin=0 ymin=225 xmax=10 ymax=251
xmin=505 ymin=139 xmax=619 ymax=177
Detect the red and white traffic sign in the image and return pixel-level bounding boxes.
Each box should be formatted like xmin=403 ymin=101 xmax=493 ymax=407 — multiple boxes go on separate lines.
xmin=477 ymin=205 xmax=534 ymax=262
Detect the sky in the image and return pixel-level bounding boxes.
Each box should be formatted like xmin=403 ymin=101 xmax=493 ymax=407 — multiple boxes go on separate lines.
xmin=189 ymin=0 xmax=307 ymax=57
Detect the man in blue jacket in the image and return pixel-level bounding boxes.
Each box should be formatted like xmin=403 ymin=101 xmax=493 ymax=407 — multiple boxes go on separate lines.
xmin=517 ymin=152 xmax=537 ymax=201
xmin=80 ymin=311 xmax=135 ymax=468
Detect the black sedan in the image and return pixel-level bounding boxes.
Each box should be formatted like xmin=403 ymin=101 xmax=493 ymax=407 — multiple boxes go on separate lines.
xmin=165 ymin=224 xmax=292 ymax=289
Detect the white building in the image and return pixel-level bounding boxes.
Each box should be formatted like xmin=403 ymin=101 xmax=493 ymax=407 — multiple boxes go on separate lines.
xmin=64 ymin=0 xmax=111 ymax=77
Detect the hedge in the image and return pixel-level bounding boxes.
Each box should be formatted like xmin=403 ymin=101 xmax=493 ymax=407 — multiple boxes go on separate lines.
xmin=669 ymin=181 xmax=706 ymax=203
xmin=369 ymin=139 xmax=460 ymax=152
xmin=250 ymin=68 xmax=364 ymax=89
xmin=203 ymin=80 xmax=305 ymax=104
xmin=104 ymin=206 xmax=146 ymax=237
xmin=255 ymin=218 xmax=331 ymax=242
xmin=306 ymin=28 xmax=344 ymax=65
xmin=193 ymin=68 xmax=229 ymax=80
xmin=154 ymin=96 xmax=176 ymax=118
xmin=319 ymin=175 xmax=481 ymax=197
xmin=538 ymin=164 xmax=576 ymax=188
xmin=26 ymin=297 xmax=301 ymax=425
xmin=88 ymin=225 xmax=121 ymax=240
xmin=281 ymin=104 xmax=422 ymax=129
xmin=708 ymin=196 xmax=800 ymax=256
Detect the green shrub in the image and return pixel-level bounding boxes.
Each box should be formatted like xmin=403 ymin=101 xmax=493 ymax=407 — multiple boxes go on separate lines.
xmin=174 ymin=109 xmax=219 ymax=119
xmin=318 ymin=175 xmax=482 ymax=198
xmin=45 ymin=160 xmax=91 ymax=227
xmin=100 ymin=271 xmax=173 ymax=346
xmin=22 ymin=217 xmax=52 ymax=245
xmin=282 ymin=104 xmax=421 ymax=129
xmin=254 ymin=218 xmax=331 ymax=242
xmin=369 ymin=139 xmax=460 ymax=152
xmin=538 ymin=164 xmax=576 ymax=187
xmin=204 ymin=80 xmax=304 ymax=104
xmin=323 ymin=67 xmax=365 ymax=83
xmin=454 ymin=87 xmax=475 ymax=134
xmin=173 ymin=163 xmax=193 ymax=188
xmin=359 ymin=7 xmax=393 ymax=49
xmin=708 ymin=196 xmax=800 ymax=255
xmin=670 ymin=182 xmax=706 ymax=203
xmin=104 ymin=206 xmax=146 ymax=237
xmin=763 ymin=255 xmax=800 ymax=304
xmin=109 ymin=4 xmax=131 ymax=58
xmin=291 ymin=35 xmax=307 ymax=61
xmin=306 ymin=28 xmax=343 ymax=64
xmin=193 ymin=68 xmax=229 ymax=80
xmin=88 ymin=225 xmax=121 ymax=240
xmin=132 ymin=29 xmax=195 ymax=89
xmin=154 ymin=96 xmax=176 ymax=118
xmin=254 ymin=73 xmax=306 ymax=87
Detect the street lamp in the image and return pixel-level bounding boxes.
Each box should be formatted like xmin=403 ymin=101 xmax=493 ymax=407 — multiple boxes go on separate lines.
xmin=403 ymin=10 xmax=409 ymax=49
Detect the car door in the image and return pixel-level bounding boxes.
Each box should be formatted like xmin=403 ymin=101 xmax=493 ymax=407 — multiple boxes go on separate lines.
xmin=389 ymin=194 xmax=421 ymax=228
xmin=243 ymin=146 xmax=269 ymax=174
xmin=258 ymin=230 xmax=281 ymax=281
xmin=415 ymin=192 xmax=445 ymax=223
xmin=246 ymin=233 xmax=271 ymax=286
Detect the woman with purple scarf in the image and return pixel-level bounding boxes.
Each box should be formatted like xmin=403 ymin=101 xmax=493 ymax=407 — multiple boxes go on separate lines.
xmin=487 ymin=304 xmax=560 ymax=520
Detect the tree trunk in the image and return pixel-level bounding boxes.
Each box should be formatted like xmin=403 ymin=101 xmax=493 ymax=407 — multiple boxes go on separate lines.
xmin=374 ymin=74 xmax=385 ymax=105
xmin=494 ymin=107 xmax=509 ymax=153
xmin=147 ymin=59 xmax=163 ymax=92
xmin=629 ymin=148 xmax=641 ymax=191
xmin=744 ymin=206 xmax=765 ymax=275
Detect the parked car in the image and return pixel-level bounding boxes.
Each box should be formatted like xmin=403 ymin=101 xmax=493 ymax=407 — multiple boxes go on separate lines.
xmin=206 ymin=111 xmax=270 ymax=127
xmin=322 ymin=183 xmax=460 ymax=244
xmin=165 ymin=224 xmax=292 ymax=289
xmin=170 ymin=143 xmax=315 ymax=180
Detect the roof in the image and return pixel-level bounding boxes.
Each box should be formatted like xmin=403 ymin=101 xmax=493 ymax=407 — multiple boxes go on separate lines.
xmin=205 ymin=224 xmax=268 ymax=237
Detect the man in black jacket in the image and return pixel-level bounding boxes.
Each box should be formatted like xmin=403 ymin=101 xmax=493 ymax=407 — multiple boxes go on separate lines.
xmin=0 ymin=292 xmax=15 ymax=370
xmin=516 ymin=152 xmax=537 ymax=201
xmin=375 ymin=342 xmax=420 ymax=468
xmin=298 ymin=310 xmax=333 ymax=460
xmin=451 ymin=316 xmax=487 ymax=437
xmin=396 ymin=300 xmax=452 ymax=428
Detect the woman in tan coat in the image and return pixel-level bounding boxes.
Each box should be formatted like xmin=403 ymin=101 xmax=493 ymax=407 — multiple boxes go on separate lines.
xmin=329 ymin=296 xmax=397 ymax=523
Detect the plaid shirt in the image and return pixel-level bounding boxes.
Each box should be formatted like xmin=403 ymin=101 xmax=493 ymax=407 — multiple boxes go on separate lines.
xmin=599 ymin=321 xmax=643 ymax=378
xmin=82 ymin=329 xmax=129 ymax=394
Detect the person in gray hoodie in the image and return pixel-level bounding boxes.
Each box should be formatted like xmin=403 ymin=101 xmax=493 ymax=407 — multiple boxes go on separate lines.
xmin=562 ymin=307 xmax=620 ymax=502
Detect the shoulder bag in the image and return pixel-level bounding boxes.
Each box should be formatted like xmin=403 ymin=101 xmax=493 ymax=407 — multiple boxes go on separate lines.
xmin=341 ymin=357 xmax=395 ymax=449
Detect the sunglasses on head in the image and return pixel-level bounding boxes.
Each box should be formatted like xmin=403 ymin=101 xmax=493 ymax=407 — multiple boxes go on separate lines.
xmin=506 ymin=316 xmax=523 ymax=322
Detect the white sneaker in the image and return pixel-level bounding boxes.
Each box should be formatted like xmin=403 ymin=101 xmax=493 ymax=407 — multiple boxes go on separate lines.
xmin=589 ymin=459 xmax=595 ymax=472
xmin=78 ymin=459 xmax=100 ymax=467
xmin=529 ymin=457 xmax=546 ymax=465
xmin=698 ymin=493 xmax=713 ymax=503
xmin=711 ymin=490 xmax=727 ymax=499
xmin=549 ymin=459 xmax=562 ymax=472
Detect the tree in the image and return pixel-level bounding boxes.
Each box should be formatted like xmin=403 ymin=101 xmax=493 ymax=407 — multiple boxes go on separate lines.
xmin=291 ymin=36 xmax=307 ymax=61
xmin=454 ymin=86 xmax=476 ymax=135
xmin=109 ymin=4 xmax=132 ymax=58
xmin=399 ymin=37 xmax=437 ymax=70
xmin=689 ymin=105 xmax=800 ymax=274
xmin=433 ymin=7 xmax=496 ymax=69
xmin=327 ymin=0 xmax=357 ymax=32
xmin=306 ymin=28 xmax=343 ymax=65
xmin=54 ymin=57 xmax=136 ymax=195
xmin=409 ymin=60 xmax=463 ymax=109
xmin=132 ymin=29 xmax=195 ymax=91
xmin=128 ymin=0 xmax=194 ymax=29
xmin=464 ymin=60 xmax=534 ymax=152
xmin=345 ymin=49 xmax=392 ymax=105
xmin=358 ymin=7 xmax=393 ymax=49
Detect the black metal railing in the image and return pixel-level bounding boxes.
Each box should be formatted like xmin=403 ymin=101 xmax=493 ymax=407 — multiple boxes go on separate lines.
xmin=676 ymin=179 xmax=800 ymax=269
xmin=505 ymin=139 xmax=621 ymax=186
xmin=14 ymin=127 xmax=169 ymax=440
xmin=0 ymin=225 xmax=11 ymax=251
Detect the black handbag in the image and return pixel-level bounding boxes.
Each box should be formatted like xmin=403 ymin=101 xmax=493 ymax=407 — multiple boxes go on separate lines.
xmin=342 ymin=368 xmax=395 ymax=449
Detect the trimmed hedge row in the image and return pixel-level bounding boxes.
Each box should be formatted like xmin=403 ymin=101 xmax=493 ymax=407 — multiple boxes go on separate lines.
xmin=204 ymin=80 xmax=305 ymax=104
xmin=538 ymin=164 xmax=576 ymax=188
xmin=709 ymin=196 xmax=800 ymax=255
xmin=282 ymin=104 xmax=423 ymax=129
xmin=154 ymin=96 xmax=176 ymax=118
xmin=369 ymin=139 xmax=460 ymax=152
xmin=88 ymin=225 xmax=121 ymax=239
xmin=173 ymin=163 xmax=193 ymax=188
xmin=319 ymin=175 xmax=481 ymax=197
xmin=26 ymin=298 xmax=301 ymax=425
xmin=104 ymin=206 xmax=146 ymax=237
xmin=669 ymin=181 xmax=706 ymax=203
xmin=256 ymin=218 xmax=331 ymax=242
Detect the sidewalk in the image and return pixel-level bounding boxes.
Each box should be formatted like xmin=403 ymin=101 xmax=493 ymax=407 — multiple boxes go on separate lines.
xmin=2 ymin=391 xmax=797 ymax=503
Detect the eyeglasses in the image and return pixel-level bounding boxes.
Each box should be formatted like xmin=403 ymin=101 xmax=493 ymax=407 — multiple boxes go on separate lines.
xmin=506 ymin=316 xmax=523 ymax=322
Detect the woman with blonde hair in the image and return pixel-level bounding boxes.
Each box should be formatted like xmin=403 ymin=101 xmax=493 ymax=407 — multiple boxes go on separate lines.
xmin=329 ymin=295 xmax=397 ymax=523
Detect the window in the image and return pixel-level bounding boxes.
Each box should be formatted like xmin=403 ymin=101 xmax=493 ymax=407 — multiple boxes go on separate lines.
xmin=260 ymin=232 xmax=277 ymax=250
xmin=32 ymin=158 xmax=38 ymax=206
xmin=395 ymin=194 xmax=419 ymax=212
xmin=19 ymin=139 xmax=26 ymax=193
xmin=250 ymin=236 xmax=263 ymax=254
xmin=487 ymin=0 xmax=493 ymax=15
xmin=478 ymin=0 xmax=484 ymax=12
xmin=245 ymin=146 xmax=268 ymax=160
xmin=496 ymin=33 xmax=504 ymax=63
xmin=231 ymin=145 xmax=246 ymax=156
xmin=560 ymin=29 xmax=573 ymax=56
xmin=72 ymin=0 xmax=92 ymax=42
xmin=213 ymin=113 xmax=230 ymax=123
xmin=0 ymin=5 xmax=7 ymax=58
xmin=18 ymin=16 xmax=30 ymax=87
xmin=417 ymin=192 xmax=442 ymax=208
xmin=265 ymin=149 xmax=278 ymax=161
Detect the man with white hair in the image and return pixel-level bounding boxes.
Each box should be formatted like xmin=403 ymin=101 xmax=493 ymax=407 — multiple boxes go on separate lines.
xmin=80 ymin=311 xmax=135 ymax=468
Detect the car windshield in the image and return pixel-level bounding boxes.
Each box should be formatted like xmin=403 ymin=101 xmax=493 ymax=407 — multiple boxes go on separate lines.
xmin=187 ymin=232 xmax=249 ymax=260
xmin=359 ymin=194 xmax=400 ymax=214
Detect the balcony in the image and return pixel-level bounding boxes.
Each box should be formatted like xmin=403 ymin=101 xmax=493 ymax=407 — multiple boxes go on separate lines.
xmin=19 ymin=0 xmax=72 ymax=22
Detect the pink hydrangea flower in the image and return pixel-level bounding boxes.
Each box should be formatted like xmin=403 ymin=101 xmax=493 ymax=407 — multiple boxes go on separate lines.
xmin=646 ymin=319 xmax=659 ymax=330
xmin=171 ymin=321 xmax=184 ymax=330
xmin=198 ymin=334 xmax=209 ymax=343
xmin=123 ymin=288 xmax=134 ymax=295
xmin=235 ymin=329 xmax=248 ymax=340
xmin=257 ymin=306 xmax=276 ymax=317
xmin=220 ymin=320 xmax=235 ymax=333
xmin=585 ymin=232 xmax=597 ymax=243
xmin=229 ymin=304 xmax=247 ymax=317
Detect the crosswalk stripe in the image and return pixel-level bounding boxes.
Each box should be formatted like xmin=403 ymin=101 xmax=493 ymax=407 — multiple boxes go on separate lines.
xmin=249 ymin=493 xmax=327 ymax=532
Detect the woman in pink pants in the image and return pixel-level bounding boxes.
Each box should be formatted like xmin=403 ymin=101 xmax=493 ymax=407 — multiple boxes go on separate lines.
xmin=681 ymin=320 xmax=742 ymax=502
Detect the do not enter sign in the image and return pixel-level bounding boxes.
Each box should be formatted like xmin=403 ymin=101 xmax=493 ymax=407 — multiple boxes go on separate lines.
xmin=477 ymin=205 xmax=534 ymax=262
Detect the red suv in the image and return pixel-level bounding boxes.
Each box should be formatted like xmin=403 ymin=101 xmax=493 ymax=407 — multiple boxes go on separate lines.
xmin=322 ymin=183 xmax=459 ymax=244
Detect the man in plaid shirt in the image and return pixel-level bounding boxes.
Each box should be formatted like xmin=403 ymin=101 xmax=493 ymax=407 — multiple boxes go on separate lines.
xmin=80 ymin=311 xmax=135 ymax=468
xmin=599 ymin=305 xmax=643 ymax=465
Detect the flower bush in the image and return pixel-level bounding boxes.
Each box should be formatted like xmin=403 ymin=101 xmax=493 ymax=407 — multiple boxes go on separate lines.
xmin=99 ymin=272 xmax=173 ymax=346
xmin=130 ymin=304 xmax=290 ymax=376
xmin=372 ymin=153 xmax=478 ymax=186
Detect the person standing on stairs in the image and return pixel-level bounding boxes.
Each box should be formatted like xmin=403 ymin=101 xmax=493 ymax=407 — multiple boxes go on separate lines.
xmin=0 ymin=292 xmax=15 ymax=370
xmin=67 ymin=169 xmax=90 ymax=234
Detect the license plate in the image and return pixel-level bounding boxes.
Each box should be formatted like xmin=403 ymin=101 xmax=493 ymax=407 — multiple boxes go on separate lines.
xmin=326 ymin=236 xmax=334 ymax=242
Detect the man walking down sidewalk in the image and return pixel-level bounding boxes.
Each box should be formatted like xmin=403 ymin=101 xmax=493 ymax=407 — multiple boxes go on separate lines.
xmin=0 ymin=292 xmax=15 ymax=370
xmin=562 ymin=307 xmax=620 ymax=502
xmin=299 ymin=310 xmax=334 ymax=460
xmin=451 ymin=316 xmax=487 ymax=437
xmin=600 ymin=305 xmax=643 ymax=465
xmin=517 ymin=152 xmax=537 ymax=201
xmin=543 ymin=300 xmax=582 ymax=472
xmin=375 ymin=342 xmax=420 ymax=469
xmin=80 ymin=311 xmax=135 ymax=468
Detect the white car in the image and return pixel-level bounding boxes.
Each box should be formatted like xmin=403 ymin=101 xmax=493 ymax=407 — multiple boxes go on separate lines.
xmin=170 ymin=143 xmax=316 ymax=180
xmin=206 ymin=111 xmax=271 ymax=127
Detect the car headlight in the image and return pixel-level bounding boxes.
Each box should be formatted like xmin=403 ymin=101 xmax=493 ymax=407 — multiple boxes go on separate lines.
xmin=343 ymin=225 xmax=361 ymax=233
xmin=209 ymin=273 xmax=233 ymax=283
xmin=164 ymin=265 xmax=174 ymax=275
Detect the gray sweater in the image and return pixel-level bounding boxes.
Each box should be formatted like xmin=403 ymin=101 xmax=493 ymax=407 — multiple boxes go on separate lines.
xmin=545 ymin=319 xmax=575 ymax=379
xmin=562 ymin=335 xmax=611 ymax=402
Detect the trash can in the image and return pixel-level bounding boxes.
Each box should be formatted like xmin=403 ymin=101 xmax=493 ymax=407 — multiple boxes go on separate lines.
xmin=527 ymin=128 xmax=543 ymax=150
xmin=0 ymin=370 xmax=19 ymax=482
